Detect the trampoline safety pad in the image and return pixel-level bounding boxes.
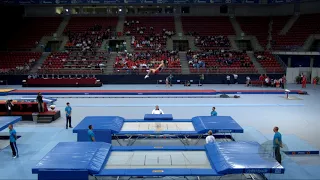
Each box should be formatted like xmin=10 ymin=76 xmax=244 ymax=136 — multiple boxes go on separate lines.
xmin=121 ymin=122 xmax=195 ymax=132
xmin=105 ymin=151 xmax=211 ymax=169
xmin=32 ymin=142 xmax=284 ymax=179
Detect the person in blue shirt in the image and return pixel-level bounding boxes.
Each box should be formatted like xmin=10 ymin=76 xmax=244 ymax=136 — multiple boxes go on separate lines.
xmin=9 ymin=124 xmax=18 ymax=158
xmin=273 ymin=126 xmax=283 ymax=164
xmin=65 ymin=102 xmax=72 ymax=129
xmin=211 ymin=107 xmax=217 ymax=116
xmin=88 ymin=125 xmax=95 ymax=142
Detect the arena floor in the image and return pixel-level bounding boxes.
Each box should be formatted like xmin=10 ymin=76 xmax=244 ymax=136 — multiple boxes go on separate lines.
xmin=0 ymin=84 xmax=320 ymax=180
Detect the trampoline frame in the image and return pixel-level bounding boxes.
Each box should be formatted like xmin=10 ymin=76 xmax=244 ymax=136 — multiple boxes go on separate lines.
xmin=113 ymin=133 xmax=234 ymax=146
xmin=114 ymin=133 xmax=201 ymax=146
xmin=32 ymin=142 xmax=285 ymax=180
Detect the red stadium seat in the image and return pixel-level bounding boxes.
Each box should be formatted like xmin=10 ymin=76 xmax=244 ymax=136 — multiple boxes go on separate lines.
xmin=124 ymin=17 xmax=175 ymax=50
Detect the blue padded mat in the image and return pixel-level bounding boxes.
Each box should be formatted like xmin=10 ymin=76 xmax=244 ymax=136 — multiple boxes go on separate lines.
xmin=73 ymin=116 xmax=124 ymax=133
xmin=192 ymin=116 xmax=244 ymax=133
xmin=33 ymin=142 xmax=284 ymax=178
xmin=32 ymin=142 xmax=111 ymax=174
xmin=0 ymin=116 xmax=22 ymax=131
xmin=144 ymin=114 xmax=173 ymax=120
xmin=74 ymin=116 xmax=243 ymax=139
xmin=206 ymin=141 xmax=284 ymax=174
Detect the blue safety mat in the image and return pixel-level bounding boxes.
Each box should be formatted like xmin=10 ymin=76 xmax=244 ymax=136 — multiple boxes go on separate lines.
xmin=73 ymin=116 xmax=125 ymax=134
xmin=192 ymin=116 xmax=244 ymax=133
xmin=74 ymin=116 xmax=243 ymax=136
xmin=144 ymin=114 xmax=173 ymax=120
xmin=32 ymin=142 xmax=111 ymax=175
xmin=32 ymin=142 xmax=285 ymax=178
xmin=0 ymin=116 xmax=22 ymax=131
xmin=206 ymin=141 xmax=285 ymax=174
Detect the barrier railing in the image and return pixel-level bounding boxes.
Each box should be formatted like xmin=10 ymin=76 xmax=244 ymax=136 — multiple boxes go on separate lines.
xmin=0 ymin=67 xmax=286 ymax=76
xmin=112 ymin=67 xmax=285 ymax=75
xmin=0 ymin=67 xmax=286 ymax=75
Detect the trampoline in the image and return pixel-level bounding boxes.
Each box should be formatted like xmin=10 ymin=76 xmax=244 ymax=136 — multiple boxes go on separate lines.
xmin=73 ymin=115 xmax=244 ymax=145
xmin=0 ymin=116 xmax=22 ymax=131
xmin=32 ymin=142 xmax=284 ymax=180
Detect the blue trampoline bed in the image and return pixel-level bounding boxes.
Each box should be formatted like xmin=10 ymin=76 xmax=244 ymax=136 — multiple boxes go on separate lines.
xmin=32 ymin=141 xmax=284 ymax=180
xmin=73 ymin=114 xmax=244 ymax=145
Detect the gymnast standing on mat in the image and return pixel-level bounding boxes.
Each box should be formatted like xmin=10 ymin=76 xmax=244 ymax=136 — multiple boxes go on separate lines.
xmin=144 ymin=60 xmax=166 ymax=79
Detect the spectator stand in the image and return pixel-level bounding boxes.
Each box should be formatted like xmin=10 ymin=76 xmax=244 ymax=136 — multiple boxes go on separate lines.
xmin=187 ymin=50 xmax=257 ymax=74
xmin=64 ymin=17 xmax=118 ymax=52
xmin=38 ymin=51 xmax=109 ymax=75
xmin=255 ymin=51 xmax=285 ymax=73
xmin=113 ymin=50 xmax=181 ymax=74
xmin=272 ymin=14 xmax=320 ymax=50
xmin=182 ymin=17 xmax=234 ymax=50
xmin=0 ymin=52 xmax=42 ymax=75
xmin=194 ymin=36 xmax=231 ymax=50
xmin=7 ymin=17 xmax=63 ymax=50
xmin=123 ymin=17 xmax=175 ymax=50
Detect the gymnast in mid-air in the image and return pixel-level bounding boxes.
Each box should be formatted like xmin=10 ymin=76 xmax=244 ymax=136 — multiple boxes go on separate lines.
xmin=144 ymin=60 xmax=166 ymax=79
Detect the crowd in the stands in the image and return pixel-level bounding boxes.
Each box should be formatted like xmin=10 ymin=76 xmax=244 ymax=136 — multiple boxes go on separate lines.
xmin=124 ymin=20 xmax=175 ymax=49
xmin=0 ymin=58 xmax=37 ymax=75
xmin=64 ymin=24 xmax=116 ymax=52
xmin=186 ymin=49 xmax=253 ymax=69
xmin=114 ymin=50 xmax=180 ymax=71
xmin=194 ymin=36 xmax=230 ymax=48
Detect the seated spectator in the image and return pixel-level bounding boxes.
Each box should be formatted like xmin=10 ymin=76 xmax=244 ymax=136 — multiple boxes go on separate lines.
xmin=194 ymin=36 xmax=230 ymax=49
xmin=114 ymin=50 xmax=180 ymax=72
xmin=64 ymin=24 xmax=116 ymax=51
xmin=152 ymin=105 xmax=164 ymax=114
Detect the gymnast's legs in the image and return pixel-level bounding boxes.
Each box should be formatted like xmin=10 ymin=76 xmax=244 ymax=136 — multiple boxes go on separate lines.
xmin=145 ymin=62 xmax=164 ymax=79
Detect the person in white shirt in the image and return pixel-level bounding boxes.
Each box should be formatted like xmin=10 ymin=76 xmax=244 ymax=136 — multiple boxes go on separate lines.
xmin=226 ymin=75 xmax=231 ymax=85
xmin=265 ymin=77 xmax=270 ymax=87
xmin=246 ymin=76 xmax=251 ymax=87
xmin=152 ymin=105 xmax=164 ymax=114
xmin=233 ymin=74 xmax=238 ymax=84
xmin=205 ymin=130 xmax=215 ymax=144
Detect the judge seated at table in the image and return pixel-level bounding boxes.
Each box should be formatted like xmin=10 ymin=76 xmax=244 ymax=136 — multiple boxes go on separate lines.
xmin=152 ymin=105 xmax=164 ymax=114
